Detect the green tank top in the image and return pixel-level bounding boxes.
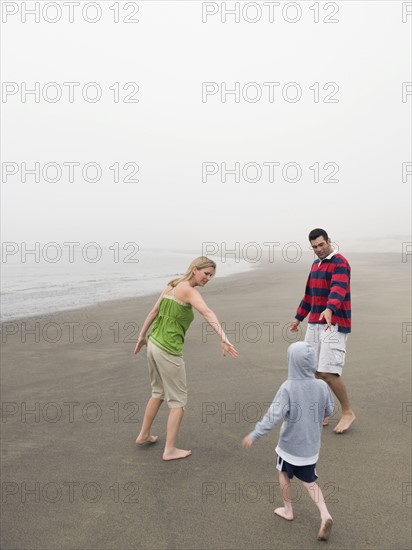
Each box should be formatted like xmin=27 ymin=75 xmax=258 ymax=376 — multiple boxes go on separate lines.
xmin=148 ymin=295 xmax=194 ymax=356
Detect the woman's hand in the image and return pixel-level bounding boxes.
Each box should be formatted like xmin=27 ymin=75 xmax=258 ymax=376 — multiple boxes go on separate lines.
xmin=134 ymin=336 xmax=147 ymax=355
xmin=221 ymin=340 xmax=238 ymax=359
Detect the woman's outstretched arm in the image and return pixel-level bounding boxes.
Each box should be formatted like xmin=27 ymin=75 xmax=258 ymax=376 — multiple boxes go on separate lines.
xmin=182 ymin=286 xmax=238 ymax=359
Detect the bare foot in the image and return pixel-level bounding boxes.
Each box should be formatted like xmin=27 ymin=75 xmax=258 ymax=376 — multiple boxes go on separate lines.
xmin=162 ymin=448 xmax=192 ymax=461
xmin=323 ymin=417 xmax=330 ymax=427
xmin=317 ymin=517 xmax=333 ymax=541
xmin=333 ymin=412 xmax=356 ymax=433
xmin=274 ymin=507 xmax=294 ymax=521
xmin=135 ymin=435 xmax=159 ymax=445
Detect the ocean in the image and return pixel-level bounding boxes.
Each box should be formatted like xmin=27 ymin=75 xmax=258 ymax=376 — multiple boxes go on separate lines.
xmin=0 ymin=246 xmax=254 ymax=321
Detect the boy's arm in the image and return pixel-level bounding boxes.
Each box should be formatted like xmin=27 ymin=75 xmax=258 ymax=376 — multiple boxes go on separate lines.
xmin=248 ymin=387 xmax=288 ymax=442
xmin=325 ymin=386 xmax=335 ymax=418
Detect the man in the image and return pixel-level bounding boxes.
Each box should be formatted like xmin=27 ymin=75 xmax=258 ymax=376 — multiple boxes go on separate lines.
xmin=290 ymin=228 xmax=356 ymax=433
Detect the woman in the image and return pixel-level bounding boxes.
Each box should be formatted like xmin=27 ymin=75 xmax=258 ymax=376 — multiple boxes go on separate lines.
xmin=134 ymin=256 xmax=238 ymax=461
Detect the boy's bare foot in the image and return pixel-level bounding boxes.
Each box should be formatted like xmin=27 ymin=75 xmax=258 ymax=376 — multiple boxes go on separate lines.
xmin=135 ymin=435 xmax=159 ymax=445
xmin=274 ymin=507 xmax=294 ymax=521
xmin=317 ymin=518 xmax=333 ymax=541
xmin=333 ymin=412 xmax=356 ymax=433
xmin=162 ymin=449 xmax=192 ymax=461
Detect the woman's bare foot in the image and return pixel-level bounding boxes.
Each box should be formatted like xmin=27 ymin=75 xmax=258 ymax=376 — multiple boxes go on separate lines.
xmin=274 ymin=507 xmax=294 ymax=521
xmin=162 ymin=448 xmax=192 ymax=461
xmin=317 ymin=517 xmax=333 ymax=541
xmin=135 ymin=434 xmax=159 ymax=445
xmin=333 ymin=412 xmax=356 ymax=433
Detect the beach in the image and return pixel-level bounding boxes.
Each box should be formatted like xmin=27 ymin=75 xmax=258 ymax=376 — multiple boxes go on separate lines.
xmin=1 ymin=252 xmax=411 ymax=550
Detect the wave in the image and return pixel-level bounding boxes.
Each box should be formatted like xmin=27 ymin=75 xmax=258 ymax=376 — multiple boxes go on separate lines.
xmin=0 ymin=252 xmax=253 ymax=321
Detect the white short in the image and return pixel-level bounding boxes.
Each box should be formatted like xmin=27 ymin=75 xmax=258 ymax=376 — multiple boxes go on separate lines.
xmin=304 ymin=323 xmax=348 ymax=376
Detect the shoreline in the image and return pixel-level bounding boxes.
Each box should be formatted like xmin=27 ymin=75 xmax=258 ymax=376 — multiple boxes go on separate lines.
xmin=0 ymin=265 xmax=261 ymax=326
xmin=0 ymin=257 xmax=257 ymax=324
xmin=1 ymin=251 xmax=406 ymax=325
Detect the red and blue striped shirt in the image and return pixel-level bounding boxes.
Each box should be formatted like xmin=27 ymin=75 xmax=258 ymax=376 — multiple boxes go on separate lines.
xmin=295 ymin=252 xmax=351 ymax=333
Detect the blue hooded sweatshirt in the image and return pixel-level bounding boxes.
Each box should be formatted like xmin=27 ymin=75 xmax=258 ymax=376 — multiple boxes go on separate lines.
xmin=249 ymin=342 xmax=334 ymax=465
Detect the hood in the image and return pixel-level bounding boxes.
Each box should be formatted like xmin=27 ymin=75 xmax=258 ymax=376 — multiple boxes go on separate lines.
xmin=287 ymin=342 xmax=316 ymax=380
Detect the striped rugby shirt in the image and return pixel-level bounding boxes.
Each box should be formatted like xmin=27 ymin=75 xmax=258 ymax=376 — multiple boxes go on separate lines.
xmin=295 ymin=250 xmax=351 ymax=333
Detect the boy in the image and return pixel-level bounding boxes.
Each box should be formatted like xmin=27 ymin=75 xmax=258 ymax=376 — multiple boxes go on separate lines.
xmin=242 ymin=342 xmax=334 ymax=541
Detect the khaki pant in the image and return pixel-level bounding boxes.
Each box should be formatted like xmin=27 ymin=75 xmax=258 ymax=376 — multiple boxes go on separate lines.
xmin=147 ymin=340 xmax=187 ymax=408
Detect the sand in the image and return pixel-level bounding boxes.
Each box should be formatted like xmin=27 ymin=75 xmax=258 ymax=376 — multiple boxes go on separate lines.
xmin=1 ymin=252 xmax=411 ymax=550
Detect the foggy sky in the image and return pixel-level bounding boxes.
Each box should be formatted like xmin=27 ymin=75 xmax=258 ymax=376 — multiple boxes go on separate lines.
xmin=2 ymin=1 xmax=411 ymax=256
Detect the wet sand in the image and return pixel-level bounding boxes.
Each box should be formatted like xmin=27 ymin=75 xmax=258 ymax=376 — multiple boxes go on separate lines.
xmin=1 ymin=253 xmax=411 ymax=549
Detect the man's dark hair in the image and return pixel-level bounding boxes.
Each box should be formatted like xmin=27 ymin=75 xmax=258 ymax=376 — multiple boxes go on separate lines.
xmin=308 ymin=228 xmax=329 ymax=242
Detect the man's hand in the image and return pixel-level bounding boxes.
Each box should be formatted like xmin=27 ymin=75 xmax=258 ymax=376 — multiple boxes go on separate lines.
xmin=289 ymin=319 xmax=300 ymax=332
xmin=319 ymin=308 xmax=333 ymax=330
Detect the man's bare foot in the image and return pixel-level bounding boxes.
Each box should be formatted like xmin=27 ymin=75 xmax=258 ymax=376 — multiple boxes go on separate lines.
xmin=162 ymin=448 xmax=192 ymax=461
xmin=274 ymin=507 xmax=294 ymax=521
xmin=317 ymin=517 xmax=333 ymax=541
xmin=333 ymin=412 xmax=356 ymax=433
xmin=135 ymin=435 xmax=159 ymax=445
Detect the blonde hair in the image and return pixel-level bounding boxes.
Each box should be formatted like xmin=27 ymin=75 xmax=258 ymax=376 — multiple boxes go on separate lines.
xmin=168 ymin=256 xmax=217 ymax=288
